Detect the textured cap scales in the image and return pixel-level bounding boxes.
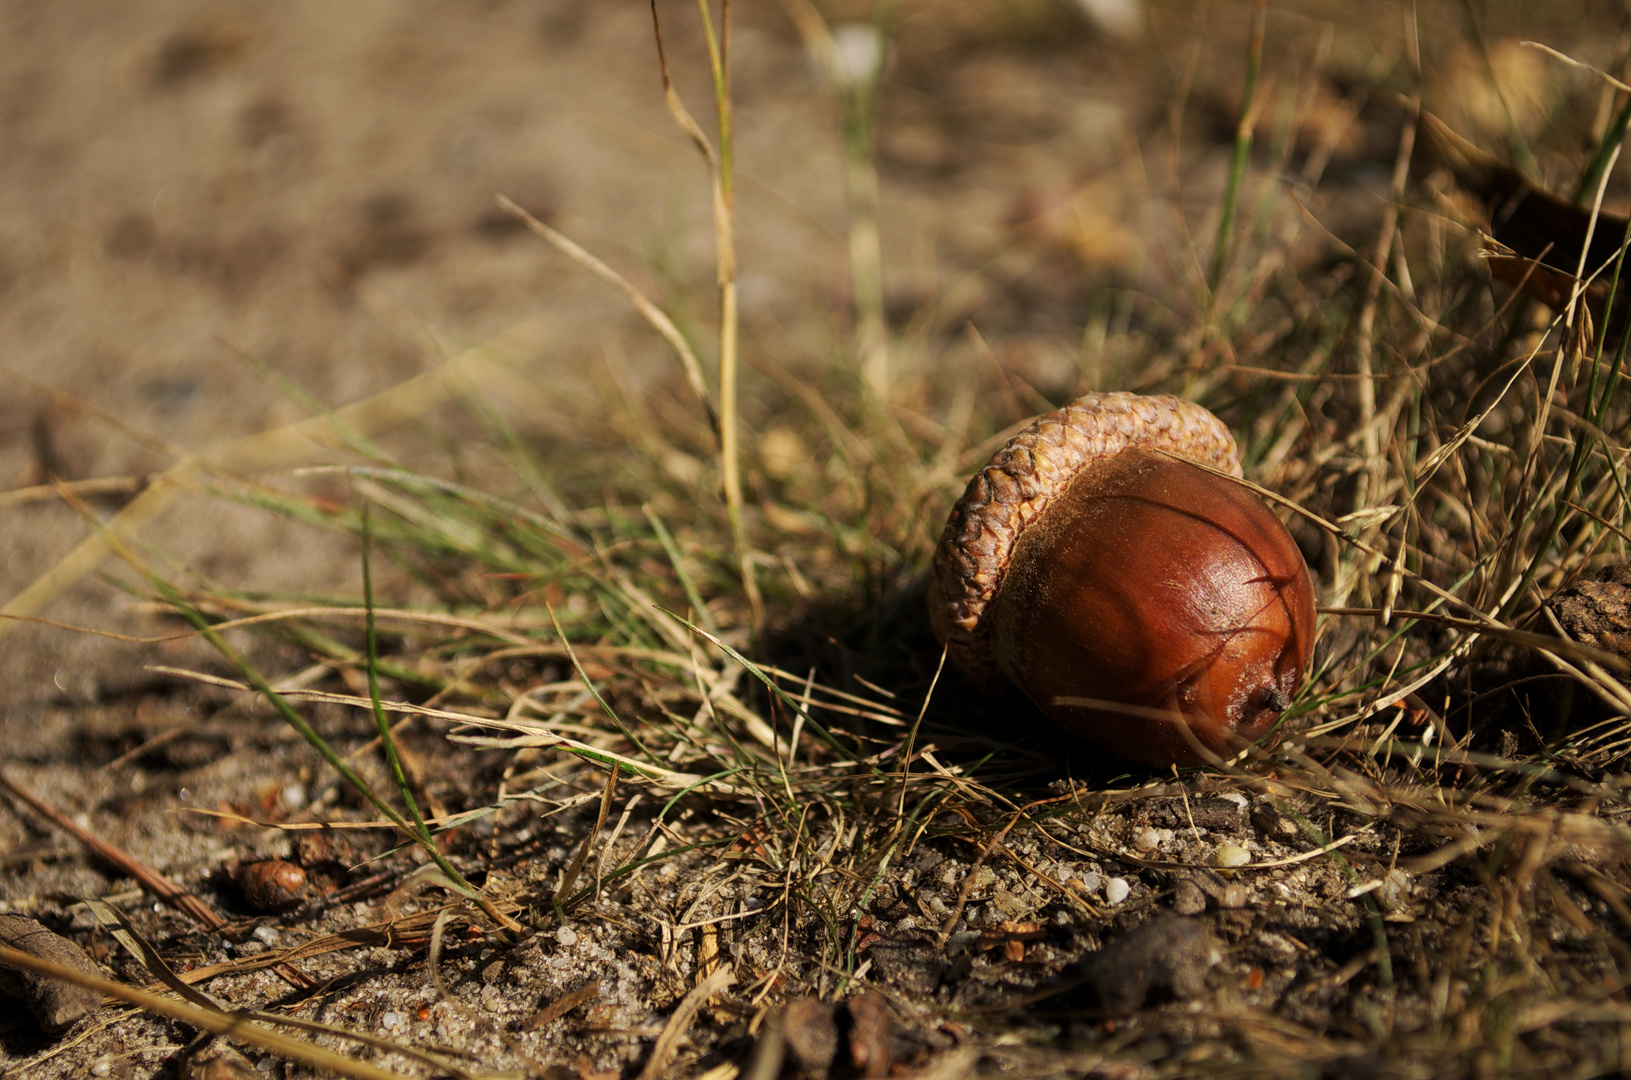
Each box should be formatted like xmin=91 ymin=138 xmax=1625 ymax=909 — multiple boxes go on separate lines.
xmin=928 ymin=392 xmax=1242 ymax=686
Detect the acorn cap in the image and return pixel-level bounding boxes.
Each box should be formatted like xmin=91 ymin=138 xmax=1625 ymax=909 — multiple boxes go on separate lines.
xmin=928 ymin=392 xmax=1242 ymax=687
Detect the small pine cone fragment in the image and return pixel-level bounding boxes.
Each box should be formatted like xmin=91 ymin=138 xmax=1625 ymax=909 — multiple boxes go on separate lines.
xmin=1550 ymin=565 xmax=1631 ymax=660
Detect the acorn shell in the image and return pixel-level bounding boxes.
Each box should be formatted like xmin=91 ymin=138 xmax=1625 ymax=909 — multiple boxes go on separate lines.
xmin=988 ymin=449 xmax=1315 ymax=765
xmin=928 ymin=393 xmax=1315 ymax=766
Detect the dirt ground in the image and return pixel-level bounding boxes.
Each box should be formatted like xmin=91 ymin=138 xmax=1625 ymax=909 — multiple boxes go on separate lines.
xmin=5 ymin=1 xmax=1631 ymax=1078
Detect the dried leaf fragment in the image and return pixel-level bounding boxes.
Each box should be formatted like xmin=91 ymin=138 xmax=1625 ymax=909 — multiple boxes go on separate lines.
xmin=0 ymin=913 xmax=104 ymax=1035
xmin=847 ymin=990 xmax=893 ymax=1079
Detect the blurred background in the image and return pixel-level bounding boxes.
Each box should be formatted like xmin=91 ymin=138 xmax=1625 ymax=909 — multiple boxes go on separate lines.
xmin=1 ymin=0 xmax=1625 ymax=713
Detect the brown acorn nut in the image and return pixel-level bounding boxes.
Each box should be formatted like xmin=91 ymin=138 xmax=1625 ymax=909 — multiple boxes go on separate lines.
xmin=929 ymin=392 xmax=1316 ymax=766
xmin=232 ymin=858 xmax=309 ymax=912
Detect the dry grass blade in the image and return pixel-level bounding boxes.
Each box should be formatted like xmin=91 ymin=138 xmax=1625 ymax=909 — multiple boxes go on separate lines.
xmin=496 ymin=195 xmax=717 ymax=434
xmin=0 ymin=945 xmax=427 ymax=1080
xmin=648 ymin=0 xmax=760 ymax=630
xmin=0 ymin=774 xmax=232 ymax=939
xmin=638 ymin=968 xmax=734 ymax=1080
xmin=523 ymin=980 xmax=602 ymax=1032
xmin=0 ymin=314 xmax=555 ymax=638
xmin=553 ymin=764 xmax=618 ymax=909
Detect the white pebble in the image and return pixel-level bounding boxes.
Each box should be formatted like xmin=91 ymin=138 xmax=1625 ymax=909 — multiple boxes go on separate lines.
xmin=253 ymin=925 xmax=281 ymax=945
xmin=1379 ymin=868 xmax=1411 ymax=912
xmin=1216 ymin=845 xmax=1251 ymax=868
xmin=1134 ymin=828 xmax=1162 ymax=852
xmin=830 ymin=23 xmax=885 ymax=86
xmin=1105 ymin=877 xmax=1130 ymax=905
xmin=380 ymin=1011 xmax=406 ymax=1033
xmin=556 ymin=926 xmax=579 ymax=947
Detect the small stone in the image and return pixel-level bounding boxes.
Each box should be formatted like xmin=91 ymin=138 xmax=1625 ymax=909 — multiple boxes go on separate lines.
xmin=555 ymin=926 xmax=579 ymax=947
xmin=1378 ymin=868 xmax=1411 ymax=913
xmin=1105 ymin=877 xmax=1131 ymax=905
xmin=1134 ymin=828 xmax=1162 ymax=852
xmin=1216 ymin=845 xmax=1251 ymax=868
xmin=1172 ymin=877 xmax=1207 ymax=915
xmin=186 ymin=1040 xmax=260 ymax=1080
xmin=1220 ymin=882 xmax=1248 ymax=908
xmin=1077 ymin=915 xmax=1219 ymax=1012
xmin=783 ymin=997 xmax=838 ymax=1078
xmin=1250 ymin=800 xmax=1299 ymax=840
xmin=1079 ymin=871 xmax=1102 ymax=894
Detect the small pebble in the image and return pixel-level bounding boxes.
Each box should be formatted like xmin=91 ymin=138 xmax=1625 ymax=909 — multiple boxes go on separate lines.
xmin=1134 ymin=828 xmax=1162 ymax=852
xmin=1378 ymin=868 xmax=1412 ymax=913
xmin=1105 ymin=877 xmax=1131 ymax=905
xmin=1173 ymin=877 xmax=1207 ymax=916
xmin=380 ymin=1011 xmax=406 ymax=1033
xmin=1078 ymin=915 xmax=1219 ymax=1012
xmin=556 ymin=926 xmax=579 ymax=947
xmin=252 ymin=925 xmax=280 ymax=945
xmin=783 ymin=997 xmax=839 ymax=1076
xmin=1216 ymin=844 xmax=1251 ymax=868
xmin=1079 ymin=871 xmax=1102 ymax=894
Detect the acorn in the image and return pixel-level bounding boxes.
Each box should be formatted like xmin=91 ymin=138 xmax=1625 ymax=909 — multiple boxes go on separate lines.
xmin=929 ymin=392 xmax=1316 ymax=766
xmin=232 ymin=858 xmax=309 ymax=912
